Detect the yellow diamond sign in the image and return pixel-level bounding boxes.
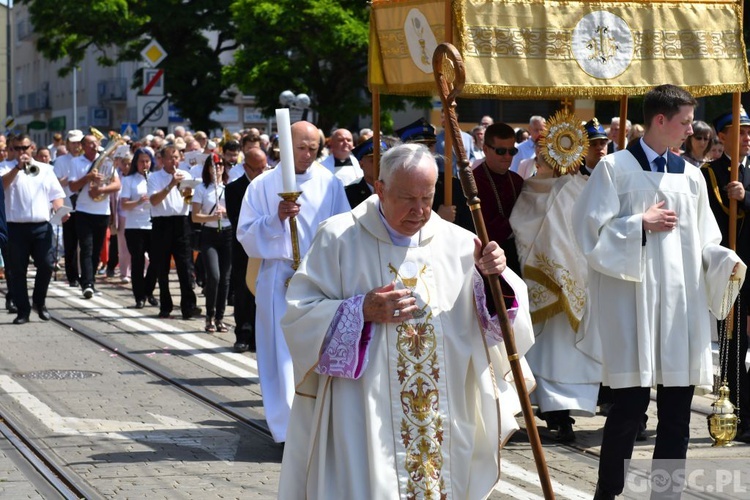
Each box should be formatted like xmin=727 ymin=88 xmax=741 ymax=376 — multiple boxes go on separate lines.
xmin=141 ymin=40 xmax=167 ymax=67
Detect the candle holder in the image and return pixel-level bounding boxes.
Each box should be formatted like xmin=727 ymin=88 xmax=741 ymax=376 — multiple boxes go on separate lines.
xmin=279 ymin=191 xmax=303 ymax=286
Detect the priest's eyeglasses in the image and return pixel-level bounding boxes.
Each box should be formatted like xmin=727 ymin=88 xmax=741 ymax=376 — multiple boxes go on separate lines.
xmin=491 ymin=146 xmax=519 ymax=156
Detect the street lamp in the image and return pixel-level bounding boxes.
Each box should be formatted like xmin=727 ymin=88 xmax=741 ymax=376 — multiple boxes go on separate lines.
xmin=278 ymin=90 xmax=310 ymax=122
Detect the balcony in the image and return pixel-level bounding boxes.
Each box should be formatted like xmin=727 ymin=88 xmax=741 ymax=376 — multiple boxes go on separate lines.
xmin=97 ymin=78 xmax=128 ymax=103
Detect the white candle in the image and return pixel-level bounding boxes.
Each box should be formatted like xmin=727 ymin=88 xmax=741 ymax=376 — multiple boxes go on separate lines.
xmin=276 ymin=108 xmax=296 ymax=192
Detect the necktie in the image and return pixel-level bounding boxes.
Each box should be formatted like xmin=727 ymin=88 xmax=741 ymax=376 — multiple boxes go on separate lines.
xmin=654 ymin=156 xmax=666 ymax=173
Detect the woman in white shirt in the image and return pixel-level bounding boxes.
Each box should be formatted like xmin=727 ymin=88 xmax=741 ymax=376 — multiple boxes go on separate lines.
xmin=121 ymin=148 xmax=159 ymax=309
xmin=191 ymin=154 xmax=232 ymax=333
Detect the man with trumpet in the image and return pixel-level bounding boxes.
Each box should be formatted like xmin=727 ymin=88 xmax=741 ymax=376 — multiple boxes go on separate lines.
xmin=1 ymin=134 xmax=66 ymax=323
xmin=68 ymin=134 xmax=121 ymax=299
xmin=148 ymin=144 xmax=201 ymax=320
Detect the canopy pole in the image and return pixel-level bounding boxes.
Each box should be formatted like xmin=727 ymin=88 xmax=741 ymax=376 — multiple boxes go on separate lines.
xmin=618 ymin=95 xmax=628 ymax=151
xmin=373 ymin=89 xmax=381 ymax=180
xmin=442 ymin=0 xmax=454 ymax=206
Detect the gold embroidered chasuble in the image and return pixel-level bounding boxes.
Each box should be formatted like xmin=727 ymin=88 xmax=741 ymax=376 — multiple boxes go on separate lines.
xmin=279 ymin=196 xmax=535 ymax=499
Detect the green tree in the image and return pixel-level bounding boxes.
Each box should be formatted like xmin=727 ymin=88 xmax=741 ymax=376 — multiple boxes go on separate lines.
xmin=21 ymin=0 xmax=238 ymax=131
xmin=226 ymin=0 xmax=428 ymax=133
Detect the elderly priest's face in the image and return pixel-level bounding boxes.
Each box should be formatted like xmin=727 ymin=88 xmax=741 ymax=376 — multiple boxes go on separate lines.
xmin=375 ymin=146 xmax=437 ymax=236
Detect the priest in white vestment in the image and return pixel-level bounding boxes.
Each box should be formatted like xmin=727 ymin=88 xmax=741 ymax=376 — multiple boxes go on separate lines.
xmin=510 ymin=114 xmax=602 ymax=443
xmin=572 ymin=85 xmax=746 ymax=499
xmin=279 ymin=144 xmax=535 ymax=499
xmin=236 ymin=121 xmax=350 ymax=443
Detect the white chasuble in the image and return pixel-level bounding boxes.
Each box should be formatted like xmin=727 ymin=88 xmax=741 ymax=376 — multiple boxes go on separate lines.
xmin=573 ymin=151 xmax=746 ymax=390
xmin=510 ymin=175 xmax=601 ymax=414
xmin=279 ymin=196 xmax=535 ymax=499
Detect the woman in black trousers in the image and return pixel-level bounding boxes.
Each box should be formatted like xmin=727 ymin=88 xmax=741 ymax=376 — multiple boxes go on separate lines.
xmin=191 ymin=154 xmax=232 ymax=332
xmin=120 ymin=148 xmax=158 ymax=309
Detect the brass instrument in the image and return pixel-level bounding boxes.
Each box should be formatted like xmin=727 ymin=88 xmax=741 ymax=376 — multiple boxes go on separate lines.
xmin=88 ymin=133 xmax=126 ymax=202
xmin=22 ymin=160 xmax=42 ymax=176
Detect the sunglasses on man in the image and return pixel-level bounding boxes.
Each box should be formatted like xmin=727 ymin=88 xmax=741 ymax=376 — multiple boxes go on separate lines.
xmin=490 ymin=146 xmax=519 ymax=156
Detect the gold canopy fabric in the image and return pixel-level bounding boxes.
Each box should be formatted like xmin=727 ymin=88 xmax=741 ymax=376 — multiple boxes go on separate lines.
xmin=369 ymin=0 xmax=750 ymax=98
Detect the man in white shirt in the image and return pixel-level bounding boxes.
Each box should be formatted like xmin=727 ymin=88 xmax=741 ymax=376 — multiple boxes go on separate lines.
xmin=68 ymin=134 xmax=121 ymax=299
xmin=52 ymin=129 xmax=84 ymax=287
xmin=1 ymin=134 xmax=66 ymax=323
xmin=510 ymin=115 xmax=546 ymax=173
xmin=148 ymin=144 xmax=201 ymax=319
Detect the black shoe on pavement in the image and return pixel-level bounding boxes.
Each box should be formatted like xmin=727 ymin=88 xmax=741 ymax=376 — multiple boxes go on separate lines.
xmin=135 ymin=301 xmax=145 ymax=309
xmin=147 ymin=296 xmax=159 ymax=307
xmin=593 ymin=482 xmax=615 ymax=500
xmin=69 ymin=280 xmax=80 ymax=288
xmin=556 ymin=420 xmax=576 ymax=443
xmin=34 ymin=304 xmax=51 ymax=321
xmin=182 ymin=307 xmax=202 ymax=320
xmin=636 ymin=420 xmax=648 ymax=442
xmin=233 ymin=342 xmax=250 ymax=353
xmin=13 ymin=315 xmax=30 ymax=325
xmin=6 ymin=298 xmax=17 ymax=314
xmin=158 ymin=310 xmax=171 ymax=319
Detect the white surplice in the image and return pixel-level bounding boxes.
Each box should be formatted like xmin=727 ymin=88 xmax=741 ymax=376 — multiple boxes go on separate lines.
xmin=279 ymin=196 xmax=536 ymax=499
xmin=510 ymin=175 xmax=601 ymax=414
xmin=236 ymin=162 xmax=350 ymax=442
xmin=573 ymin=151 xmax=746 ymax=390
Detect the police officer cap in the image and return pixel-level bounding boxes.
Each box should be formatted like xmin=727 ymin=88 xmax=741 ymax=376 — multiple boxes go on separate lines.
xmin=395 ymin=118 xmax=436 ymax=144
xmin=352 ymin=138 xmax=388 ymax=162
xmin=713 ymin=109 xmax=750 ymax=133
xmin=584 ymin=118 xmax=608 ymax=141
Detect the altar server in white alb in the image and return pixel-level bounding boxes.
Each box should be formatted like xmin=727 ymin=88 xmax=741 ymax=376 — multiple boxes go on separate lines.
xmin=279 ymin=143 xmax=535 ymax=499
xmin=236 ymin=120 xmax=350 ymax=443
xmin=509 ymin=113 xmax=602 ymax=444
xmin=573 ymin=84 xmax=746 ymax=499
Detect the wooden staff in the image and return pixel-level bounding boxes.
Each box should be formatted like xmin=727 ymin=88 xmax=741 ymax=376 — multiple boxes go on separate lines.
xmin=617 ymin=96 xmax=628 ymax=151
xmin=432 ymin=43 xmax=555 ymax=500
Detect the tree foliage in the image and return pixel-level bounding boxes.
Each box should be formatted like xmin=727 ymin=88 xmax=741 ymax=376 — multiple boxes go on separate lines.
xmin=225 ymin=0 xmax=428 ymax=133
xmin=21 ymin=0 xmax=239 ymax=130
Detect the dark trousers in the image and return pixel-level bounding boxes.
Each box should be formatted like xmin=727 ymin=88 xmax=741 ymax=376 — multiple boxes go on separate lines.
xmin=717 ymin=290 xmax=750 ymax=428
xmin=598 ymin=385 xmax=694 ymax=495
xmin=7 ymin=222 xmax=54 ymax=317
xmin=75 ymin=212 xmax=109 ymax=290
xmin=232 ymin=241 xmax=256 ymax=345
xmin=125 ymin=229 xmax=157 ymax=304
xmin=107 ymin=232 xmax=119 ymax=273
xmin=200 ymin=228 xmax=232 ymax=320
xmin=62 ymin=212 xmax=79 ymax=283
xmin=1 ymin=243 xmax=14 ymax=306
xmin=151 ymin=216 xmax=197 ymax=315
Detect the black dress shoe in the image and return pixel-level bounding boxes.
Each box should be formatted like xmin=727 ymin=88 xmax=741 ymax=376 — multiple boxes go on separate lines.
xmin=182 ymin=306 xmax=202 ymax=320
xmin=69 ymin=280 xmax=80 ymax=288
xmin=147 ymin=296 xmax=159 ymax=307
xmin=233 ymin=342 xmax=250 ymax=353
xmin=34 ymin=305 xmax=51 ymax=321
xmin=13 ymin=315 xmax=30 ymax=325
xmin=636 ymin=420 xmax=648 ymax=441
xmin=593 ymin=482 xmax=615 ymax=500
xmin=158 ymin=310 xmax=171 ymax=319
xmin=556 ymin=420 xmax=576 ymax=443
xmin=135 ymin=301 xmax=145 ymax=309
xmin=6 ymin=298 xmax=17 ymax=314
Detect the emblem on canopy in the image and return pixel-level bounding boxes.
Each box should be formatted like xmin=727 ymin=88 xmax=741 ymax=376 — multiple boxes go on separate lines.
xmin=572 ymin=11 xmax=634 ymax=79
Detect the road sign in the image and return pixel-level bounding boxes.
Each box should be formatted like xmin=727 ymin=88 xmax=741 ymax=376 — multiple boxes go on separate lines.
xmin=121 ymin=123 xmax=138 ymax=138
xmin=141 ymin=40 xmax=167 ymax=67
xmin=143 ymin=69 xmax=165 ymax=96
xmin=137 ymin=95 xmax=169 ymax=128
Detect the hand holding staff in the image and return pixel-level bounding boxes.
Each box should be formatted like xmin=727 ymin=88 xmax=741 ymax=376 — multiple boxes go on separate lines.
xmin=432 ymin=42 xmax=555 ymax=500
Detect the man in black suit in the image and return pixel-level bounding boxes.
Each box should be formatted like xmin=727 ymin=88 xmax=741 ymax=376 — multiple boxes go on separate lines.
xmin=345 ymin=138 xmax=388 ymax=209
xmin=225 ymin=148 xmax=268 ymax=353
xmin=701 ymin=109 xmax=750 ymax=443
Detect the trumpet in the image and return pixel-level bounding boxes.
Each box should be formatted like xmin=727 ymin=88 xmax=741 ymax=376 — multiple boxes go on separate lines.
xmin=21 ymin=160 xmax=42 ymax=176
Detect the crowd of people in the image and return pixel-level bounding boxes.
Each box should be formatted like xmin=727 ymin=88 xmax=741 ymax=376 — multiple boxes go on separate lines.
xmin=2 ymin=84 xmax=749 ymax=498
